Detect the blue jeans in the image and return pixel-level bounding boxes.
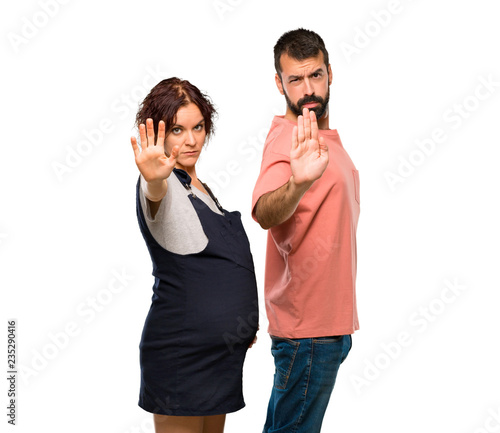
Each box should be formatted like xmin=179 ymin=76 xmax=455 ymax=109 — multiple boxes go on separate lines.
xmin=263 ymin=334 xmax=352 ymax=433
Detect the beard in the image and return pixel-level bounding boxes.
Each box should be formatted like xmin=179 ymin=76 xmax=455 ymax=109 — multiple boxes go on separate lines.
xmin=283 ymin=86 xmax=330 ymax=119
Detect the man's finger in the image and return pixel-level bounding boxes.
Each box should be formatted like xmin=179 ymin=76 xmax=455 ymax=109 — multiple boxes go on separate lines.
xmin=303 ymin=107 xmax=311 ymax=140
xmin=318 ymin=136 xmax=328 ymax=156
xmin=297 ymin=115 xmax=305 ymax=144
xmin=310 ymin=110 xmax=318 ymax=143
xmin=292 ymin=126 xmax=298 ymax=150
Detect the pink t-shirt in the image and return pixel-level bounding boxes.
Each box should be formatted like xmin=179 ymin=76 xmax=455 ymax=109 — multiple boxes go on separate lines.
xmin=252 ymin=116 xmax=360 ymax=338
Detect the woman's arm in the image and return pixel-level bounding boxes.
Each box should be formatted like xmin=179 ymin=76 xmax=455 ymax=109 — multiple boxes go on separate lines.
xmin=131 ymin=118 xmax=179 ymax=219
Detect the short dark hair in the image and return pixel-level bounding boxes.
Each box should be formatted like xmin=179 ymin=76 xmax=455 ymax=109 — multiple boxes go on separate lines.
xmin=135 ymin=77 xmax=217 ymax=140
xmin=274 ymin=28 xmax=329 ymax=78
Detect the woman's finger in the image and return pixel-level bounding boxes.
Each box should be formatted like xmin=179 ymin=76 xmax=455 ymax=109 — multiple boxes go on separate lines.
xmin=131 ymin=136 xmax=140 ymax=158
xmin=169 ymin=145 xmax=180 ymax=163
xmin=248 ymin=335 xmax=257 ymax=348
xmin=146 ymin=118 xmax=155 ymax=147
xmin=139 ymin=123 xmax=147 ymax=148
xmin=157 ymin=120 xmax=165 ymax=147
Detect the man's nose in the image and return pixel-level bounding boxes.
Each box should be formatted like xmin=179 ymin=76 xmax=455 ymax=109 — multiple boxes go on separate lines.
xmin=303 ymin=78 xmax=314 ymax=95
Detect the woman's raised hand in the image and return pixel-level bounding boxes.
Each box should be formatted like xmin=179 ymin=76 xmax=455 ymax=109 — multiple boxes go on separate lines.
xmin=290 ymin=108 xmax=329 ymax=187
xmin=130 ymin=118 xmax=179 ymax=183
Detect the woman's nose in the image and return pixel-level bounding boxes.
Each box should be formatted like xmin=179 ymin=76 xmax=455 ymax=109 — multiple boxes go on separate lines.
xmin=185 ymin=131 xmax=196 ymax=145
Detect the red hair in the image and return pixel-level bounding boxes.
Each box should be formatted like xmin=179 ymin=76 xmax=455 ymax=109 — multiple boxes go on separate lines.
xmin=135 ymin=77 xmax=217 ymax=140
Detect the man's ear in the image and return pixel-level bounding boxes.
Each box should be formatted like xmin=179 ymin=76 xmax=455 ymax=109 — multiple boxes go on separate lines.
xmin=328 ymin=64 xmax=333 ymax=86
xmin=275 ymin=73 xmax=285 ymax=95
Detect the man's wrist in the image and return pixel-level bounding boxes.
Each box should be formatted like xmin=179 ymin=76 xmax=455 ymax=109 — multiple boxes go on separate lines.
xmin=288 ymin=175 xmax=313 ymax=197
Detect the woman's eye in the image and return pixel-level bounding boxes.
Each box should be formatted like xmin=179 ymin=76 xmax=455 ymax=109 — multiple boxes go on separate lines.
xmin=172 ymin=128 xmax=181 ymax=134
xmin=194 ymin=124 xmax=204 ymax=131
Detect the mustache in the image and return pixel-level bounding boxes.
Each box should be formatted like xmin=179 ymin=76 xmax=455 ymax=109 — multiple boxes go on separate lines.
xmin=297 ymin=95 xmax=325 ymax=107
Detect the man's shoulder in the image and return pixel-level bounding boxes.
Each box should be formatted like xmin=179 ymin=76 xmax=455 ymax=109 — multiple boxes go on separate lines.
xmin=264 ymin=116 xmax=293 ymax=157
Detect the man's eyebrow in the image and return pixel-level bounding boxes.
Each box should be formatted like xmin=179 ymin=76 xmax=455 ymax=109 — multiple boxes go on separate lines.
xmin=308 ymin=68 xmax=324 ymax=77
xmin=288 ymin=68 xmax=324 ymax=81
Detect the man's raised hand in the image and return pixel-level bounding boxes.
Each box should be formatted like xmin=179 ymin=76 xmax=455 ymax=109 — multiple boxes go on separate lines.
xmin=290 ymin=108 xmax=329 ymax=187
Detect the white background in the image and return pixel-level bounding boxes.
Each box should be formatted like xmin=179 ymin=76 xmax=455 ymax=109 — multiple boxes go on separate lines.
xmin=2 ymin=0 xmax=500 ymax=432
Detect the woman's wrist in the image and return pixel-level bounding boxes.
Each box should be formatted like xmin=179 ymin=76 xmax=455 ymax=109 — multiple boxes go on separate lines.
xmin=141 ymin=175 xmax=168 ymax=202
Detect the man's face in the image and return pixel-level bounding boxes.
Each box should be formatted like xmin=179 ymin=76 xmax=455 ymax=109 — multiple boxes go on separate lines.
xmin=275 ymin=52 xmax=332 ymax=119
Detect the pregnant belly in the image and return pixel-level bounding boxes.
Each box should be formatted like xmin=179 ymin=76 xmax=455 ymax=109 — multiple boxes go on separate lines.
xmin=185 ymin=266 xmax=258 ymax=348
xmin=142 ymin=266 xmax=258 ymax=351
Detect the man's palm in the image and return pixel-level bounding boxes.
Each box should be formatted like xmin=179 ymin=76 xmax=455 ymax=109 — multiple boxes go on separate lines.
xmin=290 ymin=109 xmax=329 ymax=185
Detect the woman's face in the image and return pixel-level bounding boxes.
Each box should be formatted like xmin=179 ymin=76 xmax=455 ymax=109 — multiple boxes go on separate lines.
xmin=164 ymin=102 xmax=206 ymax=171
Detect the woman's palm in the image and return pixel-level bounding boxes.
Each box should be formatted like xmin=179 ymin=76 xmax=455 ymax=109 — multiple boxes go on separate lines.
xmin=130 ymin=119 xmax=179 ymax=183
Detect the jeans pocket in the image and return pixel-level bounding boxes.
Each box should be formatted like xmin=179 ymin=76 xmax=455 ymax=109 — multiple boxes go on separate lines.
xmin=340 ymin=334 xmax=352 ymax=364
xmin=344 ymin=334 xmax=353 ymax=361
xmin=270 ymin=337 xmax=300 ymax=390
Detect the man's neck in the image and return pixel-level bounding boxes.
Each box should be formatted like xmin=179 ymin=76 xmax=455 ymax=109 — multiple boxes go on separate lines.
xmin=283 ymin=106 xmax=330 ymax=130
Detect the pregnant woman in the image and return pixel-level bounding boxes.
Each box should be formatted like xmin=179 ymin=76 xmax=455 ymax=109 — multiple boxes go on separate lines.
xmin=130 ymin=77 xmax=259 ymax=433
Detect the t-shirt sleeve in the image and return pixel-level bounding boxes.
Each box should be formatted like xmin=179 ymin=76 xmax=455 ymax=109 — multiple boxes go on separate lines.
xmin=251 ymin=122 xmax=293 ymax=221
xmin=139 ymin=174 xmax=172 ymax=224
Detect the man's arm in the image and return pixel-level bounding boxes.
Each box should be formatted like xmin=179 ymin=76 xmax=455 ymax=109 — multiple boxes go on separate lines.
xmin=254 ymin=108 xmax=329 ymax=230
xmin=254 ymin=176 xmax=312 ymax=229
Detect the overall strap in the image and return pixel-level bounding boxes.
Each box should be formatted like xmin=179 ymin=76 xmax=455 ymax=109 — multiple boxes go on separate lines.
xmin=173 ymin=168 xmax=224 ymax=214
xmin=199 ymin=181 xmax=224 ymax=215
